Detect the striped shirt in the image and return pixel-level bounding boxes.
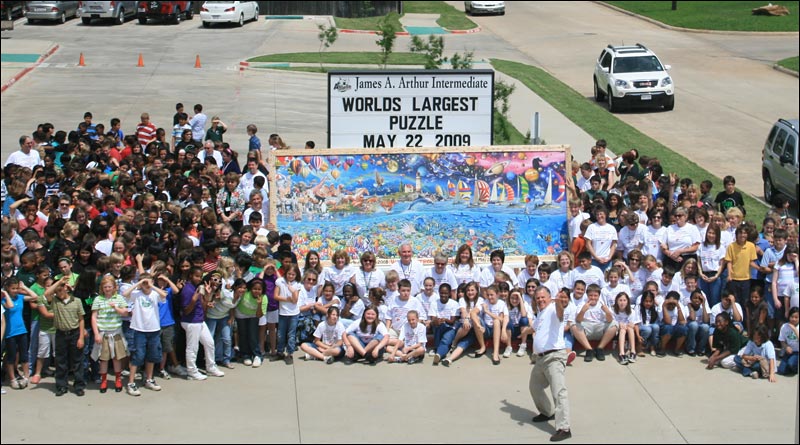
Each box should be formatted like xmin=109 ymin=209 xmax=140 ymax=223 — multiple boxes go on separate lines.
xmin=136 ymin=122 xmax=157 ymax=149
xmin=91 ymin=294 xmax=128 ymax=332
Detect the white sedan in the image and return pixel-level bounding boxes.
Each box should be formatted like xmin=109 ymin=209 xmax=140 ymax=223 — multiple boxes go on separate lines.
xmin=200 ymin=1 xmax=259 ymax=27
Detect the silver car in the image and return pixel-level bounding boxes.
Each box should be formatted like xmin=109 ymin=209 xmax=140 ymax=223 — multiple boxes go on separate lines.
xmin=78 ymin=0 xmax=138 ymax=25
xmin=26 ymin=1 xmax=79 ymax=24
xmin=762 ymin=118 xmax=799 ymax=204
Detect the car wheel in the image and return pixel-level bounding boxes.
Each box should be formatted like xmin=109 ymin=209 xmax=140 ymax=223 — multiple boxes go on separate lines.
xmin=203 ymin=21 xmax=210 ymax=28
xmin=763 ymin=172 xmax=776 ymax=204
xmin=593 ymin=78 xmax=605 ymax=102
xmin=115 ymin=9 xmax=124 ymax=25
xmin=173 ymin=8 xmax=181 ymax=24
xmin=81 ymin=17 xmax=91 ymax=25
xmin=253 ymin=7 xmax=259 ymax=21
xmin=186 ymin=8 xmax=193 ymax=20
xmin=27 ymin=18 xmax=36 ymax=25
xmin=664 ymin=95 xmax=675 ymax=111
xmin=59 ymin=12 xmax=66 ymax=24
xmin=237 ymin=14 xmax=243 ymax=27
xmin=138 ymin=17 xmax=147 ymax=24
xmin=607 ymin=87 xmax=617 ymax=112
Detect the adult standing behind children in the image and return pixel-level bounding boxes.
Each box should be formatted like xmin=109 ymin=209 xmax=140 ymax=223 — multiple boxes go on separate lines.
xmin=529 ymin=286 xmax=572 ymax=442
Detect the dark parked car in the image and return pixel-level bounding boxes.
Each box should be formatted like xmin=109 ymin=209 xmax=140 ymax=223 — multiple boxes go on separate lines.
xmin=137 ymin=0 xmax=193 ymax=24
xmin=1 ymin=1 xmax=26 ymax=20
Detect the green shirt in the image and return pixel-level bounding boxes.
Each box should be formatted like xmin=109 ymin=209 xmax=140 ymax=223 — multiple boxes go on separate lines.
xmin=31 ymin=283 xmax=51 ymax=332
xmin=52 ymin=296 xmax=85 ymax=331
xmin=235 ymin=291 xmax=266 ymax=318
xmin=91 ymin=294 xmax=127 ymax=332
xmin=712 ymin=326 xmax=748 ymax=354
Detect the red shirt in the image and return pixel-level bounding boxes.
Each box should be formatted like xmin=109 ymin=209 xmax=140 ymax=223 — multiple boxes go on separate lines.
xmin=136 ymin=122 xmax=157 ymax=149
xmin=18 ymin=217 xmax=47 ymax=238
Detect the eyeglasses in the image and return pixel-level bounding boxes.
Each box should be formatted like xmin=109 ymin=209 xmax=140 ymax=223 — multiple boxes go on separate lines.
xmin=435 ymin=263 xmax=446 ymax=266
xmin=676 ymin=214 xmax=687 ymax=218
xmin=629 ymin=258 xmax=641 ymax=262
xmin=526 ymin=285 xmax=537 ymax=288
xmin=60 ymin=203 xmax=70 ymax=207
xmin=652 ymin=216 xmax=662 ymax=220
xmin=306 ymin=278 xmax=317 ymax=283
xmin=362 ymin=259 xmax=374 ymax=263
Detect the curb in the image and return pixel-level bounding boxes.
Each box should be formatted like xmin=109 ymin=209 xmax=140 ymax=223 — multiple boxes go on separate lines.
xmin=339 ymin=28 xmax=409 ymax=36
xmin=595 ymin=1 xmax=800 ymax=36
xmin=1 ymin=43 xmax=59 ymax=94
xmin=773 ymin=63 xmax=799 ymax=78
xmin=448 ymin=27 xmax=481 ymax=34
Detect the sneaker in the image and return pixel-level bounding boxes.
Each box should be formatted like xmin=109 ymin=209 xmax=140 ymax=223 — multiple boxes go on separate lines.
xmin=750 ymin=370 xmax=760 ymax=379
xmin=325 ymin=356 xmax=334 ymax=365
xmin=30 ymin=375 xmax=41 ymax=385
xmin=595 ymin=348 xmax=606 ymax=361
xmin=121 ymin=369 xmax=131 ymax=377
xmin=627 ymin=352 xmax=636 ymax=363
xmin=126 ymin=383 xmax=141 ymax=396
xmin=10 ymin=378 xmax=21 ymax=390
xmin=175 ymin=366 xmax=189 ymax=377
xmin=584 ymin=349 xmax=594 ymax=362
xmin=550 ymin=429 xmax=572 ymax=442
xmin=441 ymin=358 xmax=452 ymax=367
xmin=502 ymin=346 xmax=513 ymax=358
xmin=134 ymin=372 xmax=143 ymax=381
xmin=407 ymin=357 xmax=417 ymax=365
xmin=243 ymin=358 xmax=253 ymax=366
xmin=516 ymin=344 xmax=528 ymax=357
xmin=428 ymin=349 xmax=436 ymax=356
xmin=285 ymin=355 xmax=294 ymax=365
xmin=222 ymin=362 xmax=236 ymax=369
xmin=55 ymin=387 xmax=68 ymax=397
xmin=532 ymin=413 xmax=555 ymax=423
xmin=206 ymin=366 xmax=225 ymax=377
xmin=304 ymin=353 xmax=312 ymax=361
xmin=252 ymin=357 xmax=262 ymax=368
xmin=566 ymin=351 xmax=577 ymax=366
xmin=687 ymin=350 xmax=696 ymax=357
xmin=656 ymin=349 xmax=667 ymax=358
xmin=392 ymin=356 xmax=402 ymax=363
xmin=650 ymin=348 xmax=656 ymax=356
xmin=187 ymin=371 xmax=207 ymax=381
xmin=433 ymin=353 xmax=441 ymax=365
xmin=619 ymin=355 xmax=629 ymax=365
xmin=159 ymin=369 xmax=172 ymax=380
xmin=144 ymin=379 xmax=162 ymax=391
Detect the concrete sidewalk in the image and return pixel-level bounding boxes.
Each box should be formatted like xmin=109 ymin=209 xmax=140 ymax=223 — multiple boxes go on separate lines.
xmin=1 ymin=351 xmax=797 ymax=443
xmin=0 ymin=34 xmax=57 ymax=91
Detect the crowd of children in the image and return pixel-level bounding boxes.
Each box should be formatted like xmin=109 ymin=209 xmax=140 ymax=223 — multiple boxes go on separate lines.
xmin=2 ymin=115 xmax=799 ymax=398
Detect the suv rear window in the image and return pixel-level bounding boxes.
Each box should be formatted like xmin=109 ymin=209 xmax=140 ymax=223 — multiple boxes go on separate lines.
xmin=613 ymin=56 xmax=663 ymax=74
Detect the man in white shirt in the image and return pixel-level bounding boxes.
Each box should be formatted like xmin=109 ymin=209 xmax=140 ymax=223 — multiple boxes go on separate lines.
xmin=239 ymin=158 xmax=267 ymax=199
xmin=4 ymin=136 xmax=43 ymax=170
xmin=189 ymin=104 xmax=207 ymax=145
xmin=389 ymin=244 xmax=425 ymax=295
xmin=529 ymin=286 xmax=572 ymax=442
xmin=197 ymin=141 xmax=223 ymax=166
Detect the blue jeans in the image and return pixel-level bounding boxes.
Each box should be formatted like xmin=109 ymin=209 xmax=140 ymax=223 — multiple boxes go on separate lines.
xmin=82 ymin=328 xmax=99 ymax=381
xmin=434 ymin=323 xmax=456 ymax=356
xmin=734 ymin=354 xmax=764 ymax=377
xmin=131 ymin=330 xmax=163 ymax=367
xmin=205 ymin=317 xmax=233 ymax=364
xmin=236 ymin=317 xmax=262 ymax=360
xmin=686 ymin=321 xmax=710 ymax=354
xmin=699 ymin=275 xmax=724 ymax=308
xmin=777 ymin=351 xmax=798 ymax=375
xmin=660 ymin=323 xmax=687 ymax=338
xmin=277 ymin=314 xmax=299 ymax=355
xmin=639 ymin=324 xmax=660 ymax=348
xmin=564 ymin=331 xmax=574 ymax=350
xmin=28 ymin=319 xmax=40 ymax=375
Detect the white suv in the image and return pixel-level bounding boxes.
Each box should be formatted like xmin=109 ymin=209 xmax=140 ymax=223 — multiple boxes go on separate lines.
xmin=594 ymin=44 xmax=674 ymax=112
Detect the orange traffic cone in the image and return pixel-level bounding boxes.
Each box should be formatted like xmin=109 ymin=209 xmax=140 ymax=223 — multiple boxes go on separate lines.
xmin=194 ymin=54 xmax=202 ymax=68
xmin=137 ymin=53 xmax=144 ymax=67
xmin=78 ymin=52 xmax=85 ymax=66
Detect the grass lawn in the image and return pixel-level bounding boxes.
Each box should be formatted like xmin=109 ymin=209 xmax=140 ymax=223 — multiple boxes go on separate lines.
xmin=605 ymin=1 xmax=800 ymax=32
xmin=249 ymin=52 xmax=428 ymax=65
xmin=777 ymin=56 xmax=799 ymax=72
xmin=491 ymin=58 xmax=768 ymax=222
xmin=403 ymin=1 xmax=478 ymax=30
xmin=334 ymin=12 xmax=403 ymax=33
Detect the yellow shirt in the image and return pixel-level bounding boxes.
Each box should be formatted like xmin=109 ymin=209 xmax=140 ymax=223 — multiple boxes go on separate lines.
xmin=724 ymin=241 xmax=757 ymax=281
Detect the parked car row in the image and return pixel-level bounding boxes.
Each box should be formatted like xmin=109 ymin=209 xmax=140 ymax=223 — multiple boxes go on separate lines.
xmin=6 ymin=1 xmax=260 ymax=26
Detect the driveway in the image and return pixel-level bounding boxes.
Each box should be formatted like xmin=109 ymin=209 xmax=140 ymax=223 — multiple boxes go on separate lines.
xmin=453 ymin=1 xmax=799 ymax=200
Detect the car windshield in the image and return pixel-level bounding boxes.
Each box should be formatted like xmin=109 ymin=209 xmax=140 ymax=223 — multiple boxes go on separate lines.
xmin=613 ymin=56 xmax=663 ymax=74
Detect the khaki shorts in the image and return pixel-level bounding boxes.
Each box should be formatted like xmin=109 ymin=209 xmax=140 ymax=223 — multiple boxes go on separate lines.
xmin=579 ymin=321 xmax=618 ymax=341
xmin=99 ymin=333 xmax=129 ymax=361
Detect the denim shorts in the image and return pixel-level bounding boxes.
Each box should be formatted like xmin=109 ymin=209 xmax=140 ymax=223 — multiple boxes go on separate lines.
xmin=350 ymin=333 xmax=384 ymax=348
xmin=131 ymin=330 xmax=162 ymax=367
xmin=122 ymin=320 xmax=135 ymax=352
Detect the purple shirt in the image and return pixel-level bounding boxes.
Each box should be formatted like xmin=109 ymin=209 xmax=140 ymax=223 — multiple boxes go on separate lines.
xmin=180 ymin=281 xmax=205 ymax=324
xmin=263 ymin=273 xmax=278 ymax=312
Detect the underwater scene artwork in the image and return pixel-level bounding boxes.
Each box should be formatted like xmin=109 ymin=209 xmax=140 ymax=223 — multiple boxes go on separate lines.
xmin=272 ymin=147 xmax=569 ymax=266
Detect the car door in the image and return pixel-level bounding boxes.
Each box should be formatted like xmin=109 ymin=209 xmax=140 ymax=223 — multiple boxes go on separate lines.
xmin=596 ymin=51 xmax=612 ymax=91
xmin=776 ymin=133 xmax=798 ymax=198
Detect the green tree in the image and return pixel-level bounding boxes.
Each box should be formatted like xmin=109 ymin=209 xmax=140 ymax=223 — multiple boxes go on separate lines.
xmin=449 ymin=50 xmax=474 ymax=70
xmin=317 ymin=23 xmax=339 ymax=70
xmin=493 ymin=80 xmax=516 ymax=144
xmin=409 ymin=35 xmax=445 ymax=70
xmin=375 ymin=18 xmax=397 ymax=69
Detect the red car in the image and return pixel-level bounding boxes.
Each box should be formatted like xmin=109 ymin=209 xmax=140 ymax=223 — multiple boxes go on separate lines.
xmin=137 ymin=0 xmax=193 ymax=24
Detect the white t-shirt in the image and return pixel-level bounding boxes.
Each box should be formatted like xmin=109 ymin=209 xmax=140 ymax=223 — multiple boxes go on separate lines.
xmin=580 ymin=301 xmax=607 ymax=323
xmin=352 ymin=268 xmax=386 ymax=303
xmin=509 ymin=301 xmax=535 ymax=326
xmin=415 ymin=292 xmax=438 ymax=319
xmin=313 ymin=320 xmax=346 ymax=345
xmin=550 ymin=269 xmax=574 ymax=291
xmin=572 ymin=266 xmax=604 ymax=288
xmin=569 ymin=211 xmax=590 ymax=241
xmin=643 ymin=226 xmax=666 ymax=262
xmin=774 ymin=263 xmax=798 ymax=297
xmin=532 ymin=302 xmax=565 ymax=354
xmin=625 ymin=268 xmax=647 ymax=300
xmin=481 ymin=299 xmax=509 ymax=327
xmin=617 ymin=224 xmax=646 ymax=259
xmin=479 ymin=264 xmax=519 ymax=288
xmin=399 ymin=322 xmax=427 ymax=347
xmin=345 ymin=320 xmax=388 ymax=344
xmin=710 ymin=302 xmax=743 ymax=323
xmin=458 ymin=296 xmax=485 ymax=318
xmin=685 ymin=301 xmax=712 ymax=323
xmin=664 ymin=223 xmax=702 ymax=252
xmin=449 ymin=263 xmax=481 ymax=285
xmin=340 ymin=298 xmax=365 ymax=322
xmin=320 ymin=265 xmax=356 ymax=296
xmin=635 ymin=306 xmax=659 ymax=325
xmin=659 ymin=303 xmax=687 ymax=326
xmin=4 ymin=149 xmax=42 ymax=169
xmin=517 ymin=268 xmax=540 ymax=288
xmin=424 ymin=267 xmax=458 ymax=290
xmin=390 ymin=260 xmax=426 ymax=295
xmin=129 ymin=289 xmax=163 ymax=333
xmin=430 ymin=299 xmax=460 ymax=321
xmin=699 ymin=243 xmax=726 ymax=273
xmin=275 ymin=277 xmax=302 ymax=316
xmin=601 ymin=283 xmax=632 ymax=308
xmin=189 ymin=112 xmax=207 ymax=141
xmin=386 ymin=296 xmax=426 ymax=332
xmin=585 ymin=222 xmax=618 ymax=259
xmin=778 ymin=323 xmax=799 ymax=351
xmin=613 ymin=310 xmax=634 ymax=324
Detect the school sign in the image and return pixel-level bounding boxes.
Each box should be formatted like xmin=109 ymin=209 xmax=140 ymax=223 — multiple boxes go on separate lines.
xmin=328 ymin=70 xmax=494 ymax=149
